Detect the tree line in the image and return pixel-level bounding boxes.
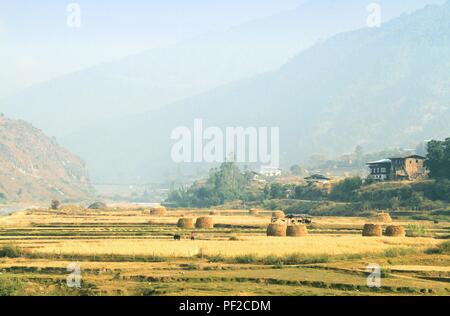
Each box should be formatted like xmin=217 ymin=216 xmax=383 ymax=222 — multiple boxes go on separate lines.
xmin=167 ymin=138 xmax=450 ymax=210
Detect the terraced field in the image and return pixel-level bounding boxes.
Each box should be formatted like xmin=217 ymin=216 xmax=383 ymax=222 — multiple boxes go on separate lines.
xmin=0 ymin=207 xmax=449 ymax=296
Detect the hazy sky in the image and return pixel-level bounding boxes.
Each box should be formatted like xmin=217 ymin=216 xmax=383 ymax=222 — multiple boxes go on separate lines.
xmin=0 ymin=0 xmax=445 ymax=98
xmin=0 ymin=0 xmax=306 ymax=97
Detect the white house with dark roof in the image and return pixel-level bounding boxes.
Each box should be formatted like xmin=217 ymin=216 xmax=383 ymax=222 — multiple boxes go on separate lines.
xmin=367 ymin=155 xmax=427 ymax=181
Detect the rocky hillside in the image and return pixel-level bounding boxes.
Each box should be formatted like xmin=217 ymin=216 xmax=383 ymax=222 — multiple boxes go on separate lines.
xmin=0 ymin=116 xmax=92 ymax=202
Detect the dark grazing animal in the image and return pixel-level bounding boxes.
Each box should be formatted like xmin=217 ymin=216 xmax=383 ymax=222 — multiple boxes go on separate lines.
xmin=174 ymin=234 xmax=181 ymax=241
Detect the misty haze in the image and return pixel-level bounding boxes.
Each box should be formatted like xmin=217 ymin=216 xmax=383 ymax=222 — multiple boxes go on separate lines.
xmin=0 ymin=0 xmax=449 ymax=299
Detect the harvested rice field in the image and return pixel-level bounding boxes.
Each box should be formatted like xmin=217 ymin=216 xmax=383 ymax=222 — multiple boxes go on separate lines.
xmin=0 ymin=206 xmax=449 ymax=296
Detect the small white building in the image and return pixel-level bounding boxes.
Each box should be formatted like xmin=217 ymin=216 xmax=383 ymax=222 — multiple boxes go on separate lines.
xmin=259 ymin=166 xmax=282 ymax=177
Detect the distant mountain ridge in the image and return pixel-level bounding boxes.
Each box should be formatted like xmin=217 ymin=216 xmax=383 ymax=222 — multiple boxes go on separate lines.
xmin=62 ymin=1 xmax=450 ymax=183
xmin=0 ymin=0 xmax=443 ymax=137
xmin=0 ymin=116 xmax=92 ymax=202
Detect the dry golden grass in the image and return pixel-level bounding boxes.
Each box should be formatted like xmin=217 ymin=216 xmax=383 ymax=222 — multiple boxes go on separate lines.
xmin=0 ymin=208 xmax=443 ymax=260
xmin=1 ymin=207 xmax=449 ymax=296
xmin=0 ymin=209 xmax=272 ymax=228
xmin=1 ymin=209 xmax=436 ymax=230
xmin=11 ymin=235 xmax=438 ymax=258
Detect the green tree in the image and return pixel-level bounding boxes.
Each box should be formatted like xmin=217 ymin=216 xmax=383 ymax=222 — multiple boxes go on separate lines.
xmin=268 ymin=183 xmax=286 ymax=199
xmin=207 ymin=162 xmax=250 ymax=202
xmin=293 ymin=184 xmax=327 ymax=201
xmin=166 ymin=162 xmax=252 ymax=207
xmin=329 ymin=177 xmax=363 ymax=202
xmin=425 ymin=138 xmax=450 ymax=179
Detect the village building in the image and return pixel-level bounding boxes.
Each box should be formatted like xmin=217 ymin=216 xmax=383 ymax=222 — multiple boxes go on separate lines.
xmin=366 ymin=159 xmax=392 ymax=180
xmin=367 ymin=155 xmax=426 ymax=181
xmin=304 ymin=174 xmax=331 ymax=184
xmin=259 ymin=166 xmax=282 ymax=177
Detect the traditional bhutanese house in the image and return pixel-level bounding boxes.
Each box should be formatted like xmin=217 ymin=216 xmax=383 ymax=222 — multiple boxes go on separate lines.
xmin=390 ymin=155 xmax=427 ymax=180
xmin=366 ymin=159 xmax=392 ymax=180
xmin=367 ymin=155 xmax=426 ymax=181
xmin=304 ymin=174 xmax=331 ymax=183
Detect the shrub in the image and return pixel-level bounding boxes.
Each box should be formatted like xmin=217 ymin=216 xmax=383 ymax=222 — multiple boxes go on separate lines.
xmin=283 ymin=253 xmax=329 ymax=265
xmin=233 ymin=254 xmax=258 ymax=264
xmin=431 ymin=209 xmax=450 ymax=216
xmin=141 ymin=287 xmax=165 ymax=296
xmin=51 ymin=199 xmax=60 ymax=210
xmin=0 ymin=245 xmax=23 ymax=258
xmin=207 ymin=254 xmax=226 ymax=263
xmin=380 ymin=268 xmax=391 ymax=278
xmin=384 ymin=248 xmax=417 ymax=258
xmin=293 ymin=184 xmax=327 ymax=201
xmin=180 ymin=263 xmax=200 ymax=270
xmin=438 ymin=241 xmax=450 ymax=253
xmin=329 ymin=177 xmax=362 ymax=202
xmin=426 ymin=241 xmax=450 ymax=254
xmin=406 ymin=224 xmax=430 ymax=237
xmin=88 ymin=202 xmax=107 ymax=209
xmin=0 ymin=278 xmax=22 ymax=296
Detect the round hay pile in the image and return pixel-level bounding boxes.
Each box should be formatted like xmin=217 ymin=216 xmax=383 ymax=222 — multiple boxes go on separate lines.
xmin=286 ymin=224 xmax=308 ymax=237
xmin=384 ymin=225 xmax=405 ymax=237
xmin=177 ymin=218 xmax=195 ymax=229
xmin=150 ymin=206 xmax=167 ymax=216
xmin=266 ymin=223 xmax=287 ymax=237
xmin=372 ymin=212 xmax=392 ymax=223
xmin=249 ymin=209 xmax=260 ymax=215
xmin=209 ymin=210 xmax=220 ymax=216
xmin=362 ymin=224 xmax=382 ymax=237
xmin=272 ymin=210 xmax=285 ymax=219
xmin=195 ymin=217 xmax=214 ymax=229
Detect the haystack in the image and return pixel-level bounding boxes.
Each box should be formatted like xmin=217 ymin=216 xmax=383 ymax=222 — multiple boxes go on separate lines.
xmin=195 ymin=217 xmax=214 ymax=229
xmin=272 ymin=210 xmax=285 ymax=219
xmin=150 ymin=206 xmax=167 ymax=216
xmin=372 ymin=212 xmax=392 ymax=223
xmin=286 ymin=224 xmax=308 ymax=237
xmin=177 ymin=218 xmax=195 ymax=229
xmin=249 ymin=209 xmax=260 ymax=215
xmin=266 ymin=223 xmax=287 ymax=237
xmin=362 ymin=224 xmax=382 ymax=237
xmin=209 ymin=210 xmax=220 ymax=216
xmin=384 ymin=225 xmax=405 ymax=237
